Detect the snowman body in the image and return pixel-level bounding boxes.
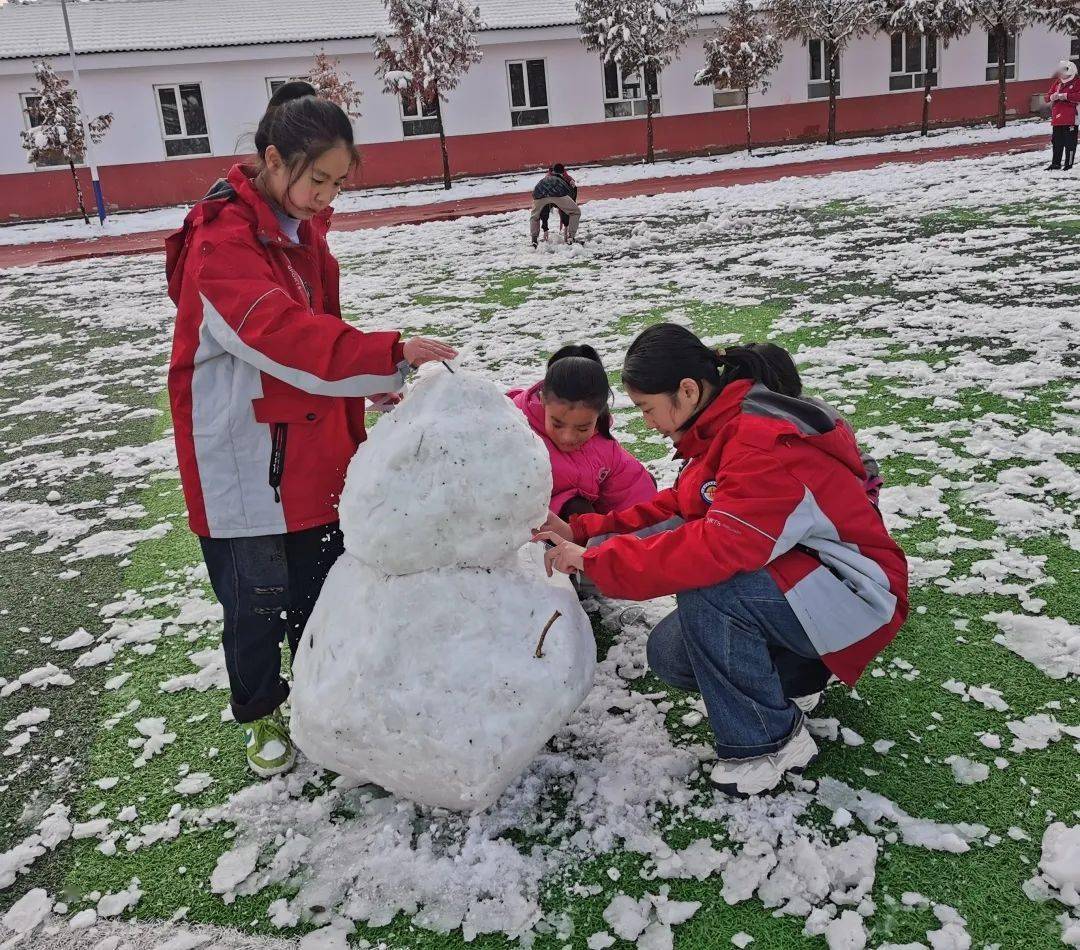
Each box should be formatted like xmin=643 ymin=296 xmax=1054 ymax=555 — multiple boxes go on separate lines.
xmin=291 ymin=366 xmax=596 ymax=810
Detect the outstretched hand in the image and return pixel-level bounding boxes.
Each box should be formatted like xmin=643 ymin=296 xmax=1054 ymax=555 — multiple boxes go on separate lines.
xmin=534 ymin=510 xmax=573 ymax=543
xmin=402 ymin=337 xmax=458 ymax=367
xmin=533 ymin=531 xmax=585 ymax=577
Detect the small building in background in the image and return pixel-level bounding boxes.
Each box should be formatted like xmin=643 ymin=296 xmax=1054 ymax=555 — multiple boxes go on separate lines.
xmin=0 ymin=0 xmax=1075 ymax=222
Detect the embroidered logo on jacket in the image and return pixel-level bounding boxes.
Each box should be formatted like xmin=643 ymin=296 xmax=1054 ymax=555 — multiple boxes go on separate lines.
xmin=700 ymin=480 xmax=717 ymax=504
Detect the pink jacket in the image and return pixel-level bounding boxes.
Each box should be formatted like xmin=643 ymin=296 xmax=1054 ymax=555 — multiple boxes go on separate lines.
xmin=508 ymin=381 xmax=656 ymax=515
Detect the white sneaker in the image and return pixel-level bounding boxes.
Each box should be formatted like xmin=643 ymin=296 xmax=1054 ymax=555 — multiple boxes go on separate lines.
xmin=792 ymin=692 xmax=822 ymax=714
xmin=709 ymin=725 xmax=818 ymax=796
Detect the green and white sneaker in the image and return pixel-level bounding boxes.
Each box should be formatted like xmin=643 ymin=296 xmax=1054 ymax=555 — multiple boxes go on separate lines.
xmin=243 ymin=709 xmax=295 ymax=778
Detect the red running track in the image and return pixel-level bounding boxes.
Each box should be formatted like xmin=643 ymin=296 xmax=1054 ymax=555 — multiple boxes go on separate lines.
xmin=0 ymin=135 xmax=1045 ymax=270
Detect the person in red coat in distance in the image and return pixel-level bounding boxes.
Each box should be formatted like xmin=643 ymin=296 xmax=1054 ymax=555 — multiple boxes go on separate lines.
xmin=1047 ymin=60 xmax=1080 ymax=171
xmin=166 ymin=81 xmax=455 ymax=779
xmin=535 ymin=325 xmax=908 ymax=795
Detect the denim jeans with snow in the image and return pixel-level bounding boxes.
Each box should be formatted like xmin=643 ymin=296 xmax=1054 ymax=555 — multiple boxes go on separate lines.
xmin=646 ymin=569 xmax=831 ymax=759
xmin=199 ymin=523 xmax=343 ymax=724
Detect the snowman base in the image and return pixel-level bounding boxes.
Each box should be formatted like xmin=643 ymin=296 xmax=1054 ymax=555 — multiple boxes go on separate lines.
xmin=291 ymin=545 xmax=596 ymax=811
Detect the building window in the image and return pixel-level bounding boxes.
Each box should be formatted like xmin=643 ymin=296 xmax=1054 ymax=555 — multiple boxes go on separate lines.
xmin=507 ymin=59 xmax=549 ymax=127
xmin=603 ymin=62 xmax=660 ymax=118
xmin=986 ymin=31 xmax=1016 ymax=81
xmin=401 ymin=93 xmax=439 ymax=137
xmin=713 ymin=88 xmax=748 ymax=109
xmin=155 ymin=83 xmax=211 ymax=157
xmin=889 ymin=32 xmax=938 ymax=90
xmin=808 ymin=39 xmax=840 ymax=99
xmin=19 ymin=93 xmax=67 ymax=167
xmin=267 ymin=77 xmax=303 ymax=99
xmin=1071 ymin=35 xmax=1079 ymax=66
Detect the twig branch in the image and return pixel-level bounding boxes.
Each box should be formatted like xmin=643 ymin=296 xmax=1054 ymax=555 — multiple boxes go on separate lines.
xmin=533 ymin=610 xmax=562 ymax=659
xmin=441 ymin=360 xmax=455 ymax=374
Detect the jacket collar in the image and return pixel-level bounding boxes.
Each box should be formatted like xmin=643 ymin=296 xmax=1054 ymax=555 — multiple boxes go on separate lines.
xmin=674 ymin=379 xmax=752 ymax=459
xmin=225 ymin=163 xmax=333 ymax=247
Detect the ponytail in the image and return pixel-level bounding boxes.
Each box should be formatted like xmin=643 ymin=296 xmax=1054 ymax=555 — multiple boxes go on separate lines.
xmin=542 ymin=344 xmax=614 ymax=439
xmin=254 ymin=80 xmax=358 ymax=182
xmin=622 ymin=323 xmax=802 ymax=399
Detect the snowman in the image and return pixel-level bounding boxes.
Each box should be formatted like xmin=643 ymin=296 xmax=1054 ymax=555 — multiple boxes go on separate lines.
xmin=290 ymin=364 xmax=596 ymax=811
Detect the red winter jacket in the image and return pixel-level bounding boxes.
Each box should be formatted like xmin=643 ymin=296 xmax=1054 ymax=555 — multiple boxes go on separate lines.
xmin=166 ymin=164 xmax=409 ymax=538
xmin=572 ymin=381 xmax=908 ymax=685
xmin=1049 ymin=76 xmax=1080 ymax=126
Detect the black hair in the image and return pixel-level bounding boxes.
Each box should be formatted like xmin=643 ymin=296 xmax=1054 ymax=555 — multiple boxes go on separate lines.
xmin=621 ymin=324 xmax=800 ymax=423
xmin=542 ymin=344 xmax=614 ymax=439
xmin=254 ymin=81 xmax=358 ymax=186
xmin=552 ymin=162 xmax=566 ymax=174
xmin=745 ymin=342 xmax=802 ymax=397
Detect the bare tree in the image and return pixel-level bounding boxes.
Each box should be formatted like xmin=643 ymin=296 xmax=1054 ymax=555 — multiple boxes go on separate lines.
xmin=577 ymin=0 xmax=703 ymax=163
xmin=19 ymin=60 xmax=112 ymax=224
xmin=307 ymin=52 xmax=363 ymax=119
xmin=695 ymin=0 xmax=783 ymax=152
xmin=968 ymin=0 xmax=1038 ymax=126
xmin=771 ymin=0 xmax=884 ymax=144
xmin=883 ymin=0 xmax=974 ymax=136
xmin=374 ymin=0 xmax=483 ymax=190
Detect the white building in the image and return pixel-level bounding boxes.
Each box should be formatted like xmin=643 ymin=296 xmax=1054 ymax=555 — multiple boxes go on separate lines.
xmin=0 ymin=0 xmax=1075 ymax=221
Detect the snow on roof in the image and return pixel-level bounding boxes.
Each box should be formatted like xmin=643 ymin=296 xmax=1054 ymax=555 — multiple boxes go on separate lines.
xmin=0 ymin=0 xmax=729 ymax=61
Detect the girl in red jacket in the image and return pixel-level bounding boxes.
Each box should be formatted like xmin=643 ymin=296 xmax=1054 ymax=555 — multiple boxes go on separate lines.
xmin=508 ymin=344 xmax=655 ymax=520
xmin=536 ymin=324 xmax=907 ymax=795
xmin=166 ymin=82 xmax=455 ymax=778
xmin=1048 ymin=60 xmax=1079 ymax=171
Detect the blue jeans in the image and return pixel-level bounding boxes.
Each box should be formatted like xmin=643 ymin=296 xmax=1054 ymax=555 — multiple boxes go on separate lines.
xmin=646 ymin=569 xmax=831 ymax=759
xmin=199 ymin=523 xmax=343 ymax=723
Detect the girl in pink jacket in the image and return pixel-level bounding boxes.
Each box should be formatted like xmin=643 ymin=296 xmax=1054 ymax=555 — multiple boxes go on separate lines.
xmin=508 ymin=345 xmax=655 ymax=519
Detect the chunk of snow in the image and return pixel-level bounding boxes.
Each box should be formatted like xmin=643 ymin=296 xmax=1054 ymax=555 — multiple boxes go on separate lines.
xmin=602 ymin=894 xmax=651 ymax=941
xmin=2 ymin=887 xmax=51 ymax=935
xmin=943 ymin=756 xmax=989 ymax=785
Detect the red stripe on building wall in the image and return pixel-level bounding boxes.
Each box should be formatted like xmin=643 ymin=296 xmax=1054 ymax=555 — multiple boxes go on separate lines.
xmin=0 ymin=79 xmax=1045 ymax=223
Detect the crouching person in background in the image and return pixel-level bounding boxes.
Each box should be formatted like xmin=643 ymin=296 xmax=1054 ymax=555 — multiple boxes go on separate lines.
xmin=536 ymin=325 xmax=908 ymax=795
xmin=530 ymin=163 xmax=581 ymax=247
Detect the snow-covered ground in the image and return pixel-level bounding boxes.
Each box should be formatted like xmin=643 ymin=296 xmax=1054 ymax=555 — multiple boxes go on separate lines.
xmin=0 ymin=117 xmax=1047 ymax=248
xmin=1 ymin=147 xmax=1077 ymax=950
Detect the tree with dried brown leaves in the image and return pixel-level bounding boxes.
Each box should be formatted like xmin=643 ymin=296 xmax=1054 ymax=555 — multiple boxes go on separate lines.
xmin=307 ymin=52 xmax=363 ymax=119
xmin=19 ymin=60 xmax=112 ymax=224
xmin=771 ymin=0 xmax=884 ymax=144
xmin=695 ymin=0 xmax=783 ymax=152
xmin=374 ymin=0 xmax=483 ymax=190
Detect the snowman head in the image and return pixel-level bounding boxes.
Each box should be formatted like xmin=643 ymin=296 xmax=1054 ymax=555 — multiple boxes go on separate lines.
xmin=339 ymin=364 xmax=553 ymax=575
xmin=1059 ymin=60 xmax=1078 ymax=83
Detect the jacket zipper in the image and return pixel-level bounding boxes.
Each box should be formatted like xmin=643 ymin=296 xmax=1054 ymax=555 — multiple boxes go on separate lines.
xmin=269 ymin=423 xmax=288 ymax=503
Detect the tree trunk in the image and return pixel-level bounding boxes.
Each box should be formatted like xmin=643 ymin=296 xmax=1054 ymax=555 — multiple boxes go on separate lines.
xmin=434 ymin=95 xmax=451 ymax=190
xmin=827 ymin=40 xmax=839 ymax=145
xmin=995 ymin=22 xmax=1008 ymax=128
xmin=645 ymin=88 xmax=655 ymax=164
xmin=744 ymin=85 xmax=753 ymax=154
xmin=69 ymin=159 xmax=89 ymax=225
xmin=921 ymin=38 xmax=933 ymax=137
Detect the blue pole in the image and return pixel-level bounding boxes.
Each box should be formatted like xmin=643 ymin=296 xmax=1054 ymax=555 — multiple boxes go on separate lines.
xmin=60 ymin=0 xmax=106 ymax=224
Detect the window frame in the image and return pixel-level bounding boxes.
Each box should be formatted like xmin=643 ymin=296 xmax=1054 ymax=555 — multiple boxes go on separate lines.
xmin=808 ymin=39 xmax=841 ymax=100
xmin=19 ymin=91 xmax=72 ymax=169
xmin=712 ymin=87 xmax=748 ymax=110
xmin=1070 ymin=35 xmax=1079 ymax=66
xmin=266 ymin=76 xmax=303 ymax=99
xmin=399 ymin=91 xmax=440 ymax=138
xmin=602 ymin=60 xmax=661 ymax=120
xmin=888 ymin=31 xmax=939 ymax=92
xmin=985 ymin=30 xmax=1017 ymax=82
xmin=506 ymin=58 xmax=550 ymax=128
xmin=153 ymin=82 xmax=212 ymax=159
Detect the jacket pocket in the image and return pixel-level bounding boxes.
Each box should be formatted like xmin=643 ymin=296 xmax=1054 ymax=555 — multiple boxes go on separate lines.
xmin=251 ymin=396 xmax=327 ymax=503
